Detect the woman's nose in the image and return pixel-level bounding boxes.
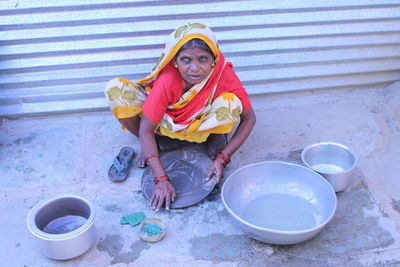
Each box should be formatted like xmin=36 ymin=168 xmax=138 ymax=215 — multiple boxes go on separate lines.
xmin=189 ymin=62 xmax=199 ymax=71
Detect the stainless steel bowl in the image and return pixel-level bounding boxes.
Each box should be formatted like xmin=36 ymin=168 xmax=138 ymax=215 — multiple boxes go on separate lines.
xmin=301 ymin=142 xmax=358 ymax=192
xmin=26 ymin=194 xmax=96 ymax=260
xmin=221 ymin=161 xmax=336 ymax=245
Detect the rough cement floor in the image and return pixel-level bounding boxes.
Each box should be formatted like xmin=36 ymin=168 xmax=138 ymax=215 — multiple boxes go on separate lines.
xmin=1 ymin=82 xmax=400 ymax=266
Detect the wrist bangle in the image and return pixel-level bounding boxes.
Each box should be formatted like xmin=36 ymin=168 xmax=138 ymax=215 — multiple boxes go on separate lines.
xmin=154 ymin=175 xmax=170 ymax=184
xmin=145 ymin=153 xmax=159 ymax=164
xmin=213 ymin=152 xmax=231 ymax=167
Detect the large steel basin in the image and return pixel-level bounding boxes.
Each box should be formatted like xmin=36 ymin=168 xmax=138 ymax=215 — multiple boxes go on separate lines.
xmin=222 ymin=161 xmax=337 ymax=245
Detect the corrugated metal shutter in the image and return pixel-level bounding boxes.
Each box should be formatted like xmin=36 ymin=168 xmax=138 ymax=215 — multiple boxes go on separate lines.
xmin=1 ymin=0 xmax=400 ymax=117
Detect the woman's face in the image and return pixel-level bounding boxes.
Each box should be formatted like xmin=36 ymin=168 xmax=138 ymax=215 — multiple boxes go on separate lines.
xmin=174 ymin=47 xmax=214 ymax=89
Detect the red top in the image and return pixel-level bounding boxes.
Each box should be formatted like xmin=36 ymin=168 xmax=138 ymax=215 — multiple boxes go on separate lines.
xmin=142 ymin=56 xmax=251 ymax=124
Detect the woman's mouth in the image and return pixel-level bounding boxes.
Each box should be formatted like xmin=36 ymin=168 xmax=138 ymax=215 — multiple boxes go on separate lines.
xmin=186 ymin=75 xmax=203 ymax=83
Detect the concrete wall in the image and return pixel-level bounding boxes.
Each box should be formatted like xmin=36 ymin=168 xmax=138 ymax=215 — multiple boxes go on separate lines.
xmin=1 ymin=0 xmax=399 ymax=117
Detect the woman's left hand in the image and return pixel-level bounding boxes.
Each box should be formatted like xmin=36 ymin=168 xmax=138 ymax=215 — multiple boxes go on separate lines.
xmin=205 ymin=107 xmax=256 ymax=184
xmin=205 ymin=159 xmax=225 ymax=184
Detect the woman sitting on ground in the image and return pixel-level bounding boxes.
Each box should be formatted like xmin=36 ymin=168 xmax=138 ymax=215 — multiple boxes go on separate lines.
xmin=105 ymin=23 xmax=256 ymax=211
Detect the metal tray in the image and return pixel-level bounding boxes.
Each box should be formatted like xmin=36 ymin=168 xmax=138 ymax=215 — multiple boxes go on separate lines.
xmin=141 ymin=145 xmax=216 ymax=208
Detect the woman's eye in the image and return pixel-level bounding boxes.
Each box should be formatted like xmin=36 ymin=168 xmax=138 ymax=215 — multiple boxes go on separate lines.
xmin=181 ymin=57 xmax=191 ymax=64
xmin=199 ymin=56 xmax=210 ymax=63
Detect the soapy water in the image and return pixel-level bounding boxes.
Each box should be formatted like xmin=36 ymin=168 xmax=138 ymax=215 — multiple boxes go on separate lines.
xmin=43 ymin=215 xmax=87 ymax=234
xmin=242 ymin=194 xmax=322 ymax=231
xmin=312 ymin=163 xmax=345 ymax=174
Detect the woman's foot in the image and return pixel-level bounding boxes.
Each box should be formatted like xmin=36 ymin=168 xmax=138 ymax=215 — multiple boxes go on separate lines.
xmin=136 ymin=151 xmax=147 ymax=168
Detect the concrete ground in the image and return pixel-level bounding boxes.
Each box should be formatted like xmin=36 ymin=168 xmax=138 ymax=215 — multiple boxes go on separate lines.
xmin=1 ymin=82 xmax=400 ymax=266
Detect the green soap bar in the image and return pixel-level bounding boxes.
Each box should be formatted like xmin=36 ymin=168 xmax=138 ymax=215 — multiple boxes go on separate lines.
xmin=120 ymin=216 xmax=129 ymax=225
xmin=141 ymin=223 xmax=163 ymax=236
xmin=120 ymin=212 xmax=146 ymax=227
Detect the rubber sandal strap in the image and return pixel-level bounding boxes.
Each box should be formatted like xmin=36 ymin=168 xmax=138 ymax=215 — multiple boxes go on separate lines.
xmin=113 ymin=156 xmax=129 ymax=177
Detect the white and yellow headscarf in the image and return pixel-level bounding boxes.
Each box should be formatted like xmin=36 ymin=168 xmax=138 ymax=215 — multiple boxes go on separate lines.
xmin=105 ymin=23 xmax=243 ymax=143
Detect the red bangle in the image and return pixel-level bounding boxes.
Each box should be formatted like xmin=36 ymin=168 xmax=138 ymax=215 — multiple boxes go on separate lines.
xmin=154 ymin=175 xmax=170 ymax=184
xmin=145 ymin=153 xmax=159 ymax=164
xmin=213 ymin=152 xmax=231 ymax=167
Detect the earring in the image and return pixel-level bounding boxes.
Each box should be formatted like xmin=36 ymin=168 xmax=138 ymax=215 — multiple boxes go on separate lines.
xmin=174 ymin=64 xmax=178 ymax=68
xmin=211 ymin=62 xmax=216 ymax=67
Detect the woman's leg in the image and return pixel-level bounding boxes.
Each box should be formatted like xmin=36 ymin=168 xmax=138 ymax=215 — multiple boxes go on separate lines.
xmin=119 ymin=116 xmax=148 ymax=167
xmin=119 ymin=117 xmax=140 ymax=137
xmin=195 ymin=92 xmax=243 ymax=158
xmin=206 ymin=134 xmax=228 ymax=158
xmin=105 ymin=77 xmax=148 ymax=167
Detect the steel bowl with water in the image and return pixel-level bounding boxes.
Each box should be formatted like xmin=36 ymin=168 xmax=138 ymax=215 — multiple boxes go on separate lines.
xmin=221 ymin=161 xmax=337 ymax=245
xmin=26 ymin=194 xmax=96 ymax=260
xmin=301 ymin=142 xmax=358 ymax=192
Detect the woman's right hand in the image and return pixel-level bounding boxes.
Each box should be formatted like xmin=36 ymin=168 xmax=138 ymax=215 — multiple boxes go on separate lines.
xmin=149 ymin=180 xmax=176 ymax=211
xmin=139 ymin=115 xmax=175 ymax=211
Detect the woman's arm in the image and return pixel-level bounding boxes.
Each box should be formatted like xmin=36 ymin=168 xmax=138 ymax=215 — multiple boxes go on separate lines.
xmin=206 ymin=106 xmax=256 ymax=183
xmin=139 ymin=115 xmax=176 ymax=211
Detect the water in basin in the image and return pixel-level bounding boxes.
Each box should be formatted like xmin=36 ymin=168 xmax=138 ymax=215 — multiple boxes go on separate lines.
xmin=312 ymin=163 xmax=345 ymax=174
xmin=242 ymin=193 xmax=322 ymax=231
xmin=43 ymin=215 xmax=87 ymax=234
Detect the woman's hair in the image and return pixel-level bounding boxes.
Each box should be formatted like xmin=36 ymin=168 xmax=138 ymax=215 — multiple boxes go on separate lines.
xmin=175 ymin=38 xmax=215 ymax=59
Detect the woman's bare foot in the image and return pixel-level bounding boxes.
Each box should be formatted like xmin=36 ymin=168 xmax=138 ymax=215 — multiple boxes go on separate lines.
xmin=136 ymin=151 xmax=147 ymax=168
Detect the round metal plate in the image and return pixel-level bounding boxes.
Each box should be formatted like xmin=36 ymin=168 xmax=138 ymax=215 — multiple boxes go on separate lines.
xmin=141 ymin=145 xmax=216 ymax=208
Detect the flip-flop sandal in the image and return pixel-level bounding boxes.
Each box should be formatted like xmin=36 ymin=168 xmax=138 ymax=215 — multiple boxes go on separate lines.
xmin=108 ymin=147 xmax=134 ymax=182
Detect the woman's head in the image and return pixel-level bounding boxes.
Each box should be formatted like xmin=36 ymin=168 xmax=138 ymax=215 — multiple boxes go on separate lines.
xmin=140 ymin=23 xmax=220 ymax=86
xmin=174 ymin=38 xmax=216 ymax=88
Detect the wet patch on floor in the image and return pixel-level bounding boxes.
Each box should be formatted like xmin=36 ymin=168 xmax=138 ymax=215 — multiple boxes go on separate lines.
xmin=97 ymin=234 xmax=150 ymax=265
xmin=390 ymin=198 xmax=400 ymax=214
xmin=1 ymin=126 xmax=83 ymax=188
xmin=172 ymin=208 xmax=198 ymax=230
xmin=166 ymin=209 xmax=184 ymax=219
xmin=16 ymin=162 xmax=36 ymax=176
xmin=103 ymin=203 xmax=122 ymax=213
xmin=189 ymin=233 xmax=252 ymax=262
xmin=278 ymin=169 xmax=395 ymax=259
xmin=0 ymin=133 xmax=38 ymax=148
xmin=12 ymin=133 xmax=38 ymax=145
xmin=166 ymin=200 xmax=228 ymax=234
xmin=263 ymin=149 xmax=303 ymax=164
xmin=204 ymin=186 xmax=221 ymax=202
